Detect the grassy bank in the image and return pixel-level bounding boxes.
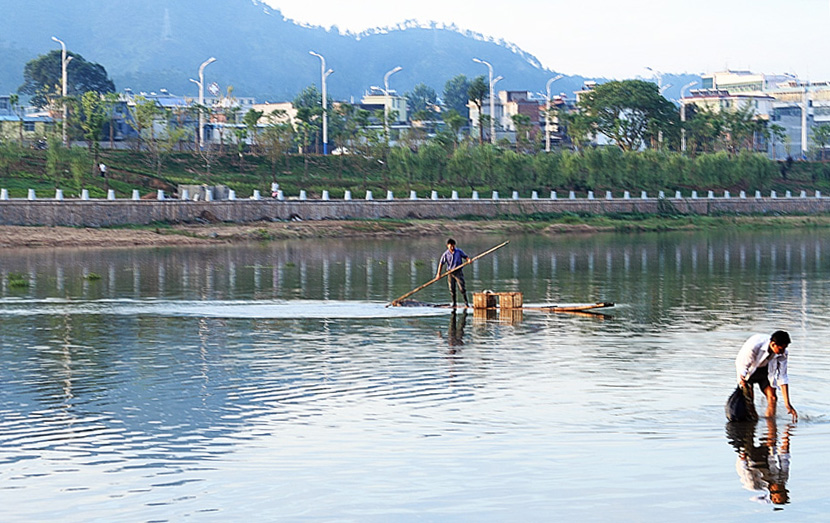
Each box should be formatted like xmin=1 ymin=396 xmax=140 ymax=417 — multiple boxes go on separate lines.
xmin=3 ymin=147 xmax=830 ymax=200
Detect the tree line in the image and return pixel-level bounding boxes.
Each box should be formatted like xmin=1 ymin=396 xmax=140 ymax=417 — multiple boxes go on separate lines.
xmin=4 ymin=49 xmax=830 ymax=197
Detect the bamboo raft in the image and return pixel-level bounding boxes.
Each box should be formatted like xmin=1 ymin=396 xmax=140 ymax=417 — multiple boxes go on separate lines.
xmin=387 ymin=241 xmax=614 ymax=318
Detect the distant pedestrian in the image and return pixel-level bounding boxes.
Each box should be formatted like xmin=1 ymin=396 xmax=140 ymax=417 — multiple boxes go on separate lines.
xmin=99 ymin=163 xmax=107 ymax=178
xmin=437 ymin=238 xmax=469 ymax=308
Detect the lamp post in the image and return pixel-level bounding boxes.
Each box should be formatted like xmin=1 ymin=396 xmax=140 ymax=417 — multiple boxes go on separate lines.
xmin=191 ymin=57 xmax=216 ymax=148
xmin=473 ymin=58 xmax=498 ymax=144
xmin=309 ymin=51 xmax=333 ymax=154
xmin=680 ymin=81 xmax=697 ymax=153
xmin=383 ymin=66 xmax=403 ymax=144
xmin=491 ymin=75 xmax=503 ymax=140
xmin=656 ymin=83 xmax=672 ymax=149
xmin=545 ymin=74 xmax=564 ymax=152
xmin=51 ymin=36 xmax=73 ymax=147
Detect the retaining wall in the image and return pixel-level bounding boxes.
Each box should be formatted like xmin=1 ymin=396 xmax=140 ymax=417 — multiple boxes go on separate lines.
xmin=2 ymin=196 xmax=830 ymax=227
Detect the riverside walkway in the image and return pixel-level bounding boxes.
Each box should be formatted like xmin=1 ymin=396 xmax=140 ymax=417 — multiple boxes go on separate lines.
xmin=0 ymin=189 xmax=827 ymax=227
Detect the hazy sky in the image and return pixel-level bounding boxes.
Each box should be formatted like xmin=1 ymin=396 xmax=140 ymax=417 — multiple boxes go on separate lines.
xmin=263 ymin=0 xmax=829 ymax=80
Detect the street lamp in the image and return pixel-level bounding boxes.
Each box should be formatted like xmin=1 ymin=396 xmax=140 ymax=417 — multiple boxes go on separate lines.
xmin=310 ymin=51 xmax=333 ymax=154
xmin=190 ymin=57 xmax=216 ymax=148
xmin=383 ymin=65 xmax=403 ymax=144
xmin=51 ymin=36 xmax=73 ymax=147
xmin=492 ymin=75 xmax=503 ymax=139
xmin=473 ymin=58 xmax=498 ymax=144
xmin=680 ymin=81 xmax=697 ymax=153
xmin=656 ymin=83 xmax=672 ymax=149
xmin=545 ymin=74 xmax=564 ymax=152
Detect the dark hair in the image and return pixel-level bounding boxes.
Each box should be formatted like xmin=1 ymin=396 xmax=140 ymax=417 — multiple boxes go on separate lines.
xmin=771 ymin=330 xmax=791 ymax=346
xmin=446 ymin=238 xmax=456 ymax=246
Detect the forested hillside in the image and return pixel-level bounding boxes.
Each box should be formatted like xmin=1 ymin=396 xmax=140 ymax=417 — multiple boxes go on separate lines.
xmin=0 ymin=0 xmax=599 ymax=100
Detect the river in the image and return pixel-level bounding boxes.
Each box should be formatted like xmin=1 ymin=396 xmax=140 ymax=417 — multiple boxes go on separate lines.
xmin=1 ymin=231 xmax=829 ymax=521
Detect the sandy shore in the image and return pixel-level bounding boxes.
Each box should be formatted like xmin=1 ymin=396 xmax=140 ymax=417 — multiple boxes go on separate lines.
xmin=0 ymin=220 xmax=583 ymax=248
xmin=1 ymin=214 xmax=825 ymax=248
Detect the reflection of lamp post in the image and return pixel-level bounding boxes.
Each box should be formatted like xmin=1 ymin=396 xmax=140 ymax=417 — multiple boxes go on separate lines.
xmin=473 ymin=58 xmax=498 ymax=144
xmin=191 ymin=57 xmax=216 ymax=148
xmin=383 ymin=66 xmax=402 ymax=144
xmin=680 ymin=81 xmax=697 ymax=153
xmin=545 ymin=74 xmax=564 ymax=152
xmin=310 ymin=51 xmax=334 ymax=154
xmin=51 ymin=36 xmax=73 ymax=147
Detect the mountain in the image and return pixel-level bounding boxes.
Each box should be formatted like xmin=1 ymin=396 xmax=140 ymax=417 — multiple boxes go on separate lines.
xmin=0 ymin=0 xmax=695 ymax=103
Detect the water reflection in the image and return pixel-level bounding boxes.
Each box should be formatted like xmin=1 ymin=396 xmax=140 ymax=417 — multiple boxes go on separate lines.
xmin=726 ymin=419 xmax=794 ymax=507
xmin=443 ymin=310 xmax=467 ymax=352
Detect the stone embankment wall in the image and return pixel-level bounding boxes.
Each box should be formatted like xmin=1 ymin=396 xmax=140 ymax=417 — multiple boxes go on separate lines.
xmin=1 ymin=196 xmax=830 ymax=226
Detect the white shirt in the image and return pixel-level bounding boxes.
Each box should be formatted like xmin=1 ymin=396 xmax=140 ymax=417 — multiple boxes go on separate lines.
xmin=735 ymin=333 xmax=789 ymax=388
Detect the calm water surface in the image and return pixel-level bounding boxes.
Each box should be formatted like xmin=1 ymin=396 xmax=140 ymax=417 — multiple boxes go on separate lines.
xmin=1 ymin=231 xmax=830 ymax=521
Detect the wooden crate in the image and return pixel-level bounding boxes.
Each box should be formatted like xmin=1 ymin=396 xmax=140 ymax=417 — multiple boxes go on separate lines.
xmin=472 ymin=292 xmax=497 ymax=309
xmin=498 ymin=292 xmax=523 ymax=309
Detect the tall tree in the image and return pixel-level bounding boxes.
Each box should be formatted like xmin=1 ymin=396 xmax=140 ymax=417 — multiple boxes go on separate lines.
xmin=405 ymin=83 xmax=438 ymax=118
xmin=442 ymin=75 xmax=471 ymax=119
xmin=467 ymin=76 xmax=488 ymax=144
xmin=79 ymin=91 xmax=106 ymax=169
xmin=243 ymin=109 xmax=264 ymax=153
xmin=812 ymin=123 xmax=830 ymax=161
xmin=293 ymin=84 xmax=325 ymax=153
xmin=577 ymin=79 xmax=677 ymax=151
xmin=768 ymin=123 xmax=786 ymax=160
xmin=18 ymin=50 xmax=115 ymax=109
xmin=442 ymin=109 xmax=466 ymax=148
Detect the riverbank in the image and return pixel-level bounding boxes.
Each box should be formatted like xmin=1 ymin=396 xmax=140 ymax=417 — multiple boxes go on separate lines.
xmin=2 ymin=214 xmax=830 ymax=248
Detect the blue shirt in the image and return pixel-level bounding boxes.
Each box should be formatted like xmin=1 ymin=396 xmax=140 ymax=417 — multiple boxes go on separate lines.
xmin=439 ymin=248 xmax=468 ymax=273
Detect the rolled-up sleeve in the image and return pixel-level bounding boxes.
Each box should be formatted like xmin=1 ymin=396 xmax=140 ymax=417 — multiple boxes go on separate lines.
xmin=770 ymin=354 xmax=789 ymax=387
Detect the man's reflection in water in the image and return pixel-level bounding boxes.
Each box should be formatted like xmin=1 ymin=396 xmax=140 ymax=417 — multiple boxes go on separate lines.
xmin=726 ymin=418 xmax=793 ymax=506
xmin=446 ymin=310 xmax=467 ymax=353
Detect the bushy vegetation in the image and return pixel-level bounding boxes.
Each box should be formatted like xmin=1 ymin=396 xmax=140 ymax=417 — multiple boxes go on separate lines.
xmin=0 ymin=141 xmax=826 ymax=200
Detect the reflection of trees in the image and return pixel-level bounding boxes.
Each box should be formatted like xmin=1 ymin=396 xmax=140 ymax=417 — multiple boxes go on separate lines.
xmin=0 ymin=231 xmax=828 ymax=320
xmin=726 ymin=418 xmax=793 ymax=506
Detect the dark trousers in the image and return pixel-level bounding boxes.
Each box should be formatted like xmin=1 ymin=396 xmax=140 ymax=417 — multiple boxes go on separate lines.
xmin=448 ymin=272 xmax=468 ymax=305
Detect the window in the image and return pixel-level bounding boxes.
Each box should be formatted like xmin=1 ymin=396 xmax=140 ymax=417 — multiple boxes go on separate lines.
xmin=24 ymin=122 xmax=35 ymax=132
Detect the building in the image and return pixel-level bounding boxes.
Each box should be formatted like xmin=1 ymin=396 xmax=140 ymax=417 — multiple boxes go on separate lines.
xmin=0 ymin=94 xmax=54 ymax=144
xmin=499 ymin=91 xmax=543 ymax=138
xmin=359 ymin=87 xmax=408 ymax=124
xmin=684 ymin=70 xmax=830 ymax=159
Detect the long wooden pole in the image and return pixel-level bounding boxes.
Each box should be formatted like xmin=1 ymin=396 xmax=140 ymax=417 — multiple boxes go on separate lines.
xmin=388 ymin=241 xmax=509 ymax=306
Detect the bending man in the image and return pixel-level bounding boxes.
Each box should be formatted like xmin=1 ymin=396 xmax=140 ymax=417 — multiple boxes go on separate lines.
xmin=735 ymin=330 xmax=798 ymax=421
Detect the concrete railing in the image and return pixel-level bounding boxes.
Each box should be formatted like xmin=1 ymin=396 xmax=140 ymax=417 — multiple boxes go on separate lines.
xmin=0 ymin=189 xmax=828 ymax=226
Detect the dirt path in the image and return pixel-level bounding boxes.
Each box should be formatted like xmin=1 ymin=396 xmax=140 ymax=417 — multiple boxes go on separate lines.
xmin=0 ymin=220 xmax=571 ymax=248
